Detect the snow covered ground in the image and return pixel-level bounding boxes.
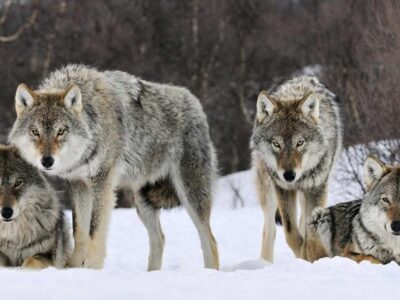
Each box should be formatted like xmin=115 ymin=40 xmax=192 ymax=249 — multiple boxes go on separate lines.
xmin=2 ymin=169 xmax=400 ymax=299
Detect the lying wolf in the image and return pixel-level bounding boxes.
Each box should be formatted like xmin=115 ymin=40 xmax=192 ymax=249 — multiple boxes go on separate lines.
xmin=9 ymin=64 xmax=219 ymax=270
xmin=0 ymin=145 xmax=71 ymax=268
xmin=311 ymin=156 xmax=400 ymax=264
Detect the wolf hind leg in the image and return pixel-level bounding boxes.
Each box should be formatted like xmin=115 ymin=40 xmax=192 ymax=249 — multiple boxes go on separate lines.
xmin=256 ymin=164 xmax=277 ymax=262
xmin=172 ymin=170 xmax=219 ymax=270
xmin=135 ymin=190 xmax=165 ymax=271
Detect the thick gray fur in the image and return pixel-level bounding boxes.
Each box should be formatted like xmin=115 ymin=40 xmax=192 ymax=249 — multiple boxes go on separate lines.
xmin=251 ymin=76 xmax=342 ymax=262
xmin=311 ymin=163 xmax=400 ymax=264
xmin=0 ymin=145 xmax=71 ymax=268
xmin=9 ymin=64 xmax=219 ymax=270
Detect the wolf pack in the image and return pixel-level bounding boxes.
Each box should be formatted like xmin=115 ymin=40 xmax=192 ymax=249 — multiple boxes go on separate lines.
xmin=0 ymin=64 xmax=399 ymax=270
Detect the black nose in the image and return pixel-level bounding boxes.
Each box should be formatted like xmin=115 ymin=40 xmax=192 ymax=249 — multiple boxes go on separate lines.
xmin=1 ymin=207 xmax=13 ymax=219
xmin=391 ymin=221 xmax=400 ymax=233
xmin=283 ymin=170 xmax=296 ymax=182
xmin=41 ymin=156 xmax=54 ymax=169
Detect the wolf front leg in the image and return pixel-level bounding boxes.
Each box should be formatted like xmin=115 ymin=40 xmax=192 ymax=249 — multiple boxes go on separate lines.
xmin=301 ymin=185 xmax=328 ymax=262
xmin=68 ymin=179 xmax=93 ymax=268
xmin=275 ymin=186 xmax=303 ymax=258
xmin=256 ymin=164 xmax=277 ymax=262
xmin=84 ymin=169 xmax=116 ymax=269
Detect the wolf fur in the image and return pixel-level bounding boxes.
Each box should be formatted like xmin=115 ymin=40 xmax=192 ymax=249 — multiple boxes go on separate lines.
xmin=251 ymin=76 xmax=342 ymax=262
xmin=0 ymin=145 xmax=71 ymax=269
xmin=311 ymin=156 xmax=400 ymax=264
xmin=9 ymin=64 xmax=219 ymax=270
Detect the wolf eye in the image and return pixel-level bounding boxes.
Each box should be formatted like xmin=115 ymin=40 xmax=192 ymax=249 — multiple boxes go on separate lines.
xmin=272 ymin=141 xmax=280 ymax=148
xmin=31 ymin=129 xmax=39 ymax=137
xmin=381 ymin=197 xmax=390 ymax=204
xmin=14 ymin=178 xmax=24 ymax=189
xmin=57 ymin=128 xmax=66 ymax=136
xmin=297 ymin=140 xmax=305 ymax=147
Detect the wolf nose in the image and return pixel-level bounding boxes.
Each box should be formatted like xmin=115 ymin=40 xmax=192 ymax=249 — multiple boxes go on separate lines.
xmin=41 ymin=156 xmax=54 ymax=169
xmin=391 ymin=221 xmax=400 ymax=233
xmin=283 ymin=170 xmax=296 ymax=182
xmin=1 ymin=207 xmax=13 ymax=220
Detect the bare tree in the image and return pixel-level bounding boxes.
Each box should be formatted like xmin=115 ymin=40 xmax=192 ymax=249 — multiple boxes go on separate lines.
xmin=0 ymin=0 xmax=38 ymax=42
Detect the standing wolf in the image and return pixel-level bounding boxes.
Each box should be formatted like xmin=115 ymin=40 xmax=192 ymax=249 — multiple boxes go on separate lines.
xmin=311 ymin=156 xmax=400 ymax=264
xmin=9 ymin=64 xmax=219 ymax=270
xmin=251 ymin=76 xmax=342 ymax=262
xmin=0 ymin=145 xmax=71 ymax=268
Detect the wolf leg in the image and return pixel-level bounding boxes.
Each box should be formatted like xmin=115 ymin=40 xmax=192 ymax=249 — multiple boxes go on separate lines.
xmin=84 ymin=170 xmax=116 ymax=269
xmin=256 ymin=164 xmax=277 ymax=262
xmin=68 ymin=180 xmax=93 ymax=268
xmin=135 ymin=190 xmax=165 ymax=271
xmin=301 ymin=186 xmax=328 ymax=262
xmin=173 ymin=171 xmax=219 ymax=270
xmin=22 ymin=255 xmax=52 ymax=269
xmin=275 ymin=186 xmax=303 ymax=258
xmin=298 ymin=193 xmax=306 ymax=237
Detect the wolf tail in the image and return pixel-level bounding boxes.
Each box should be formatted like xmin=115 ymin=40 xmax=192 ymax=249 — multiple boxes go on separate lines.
xmin=309 ymin=207 xmax=333 ymax=256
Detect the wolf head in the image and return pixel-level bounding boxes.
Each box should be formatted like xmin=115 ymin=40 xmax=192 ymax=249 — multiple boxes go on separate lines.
xmin=251 ymin=87 xmax=325 ymax=185
xmin=0 ymin=145 xmax=48 ymax=223
xmin=362 ymin=156 xmax=400 ymax=237
xmin=8 ymin=83 xmax=91 ymax=175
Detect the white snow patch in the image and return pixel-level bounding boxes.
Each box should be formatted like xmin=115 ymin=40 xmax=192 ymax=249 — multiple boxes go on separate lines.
xmin=2 ymin=145 xmax=400 ymax=299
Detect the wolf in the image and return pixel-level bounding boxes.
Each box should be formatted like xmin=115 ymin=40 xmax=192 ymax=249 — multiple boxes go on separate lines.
xmin=0 ymin=145 xmax=71 ymax=268
xmin=311 ymin=156 xmax=400 ymax=264
xmin=9 ymin=64 xmax=219 ymax=270
xmin=251 ymin=76 xmax=342 ymax=262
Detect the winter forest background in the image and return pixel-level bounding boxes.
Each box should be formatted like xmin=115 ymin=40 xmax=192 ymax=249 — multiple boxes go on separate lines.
xmin=0 ymin=0 xmax=399 ymax=205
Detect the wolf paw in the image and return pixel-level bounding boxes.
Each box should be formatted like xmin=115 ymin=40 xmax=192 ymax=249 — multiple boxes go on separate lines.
xmin=22 ymin=256 xmax=51 ymax=269
xmin=68 ymin=251 xmax=85 ymax=268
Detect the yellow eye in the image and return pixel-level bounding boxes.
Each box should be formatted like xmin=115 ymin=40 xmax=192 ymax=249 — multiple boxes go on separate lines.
xmin=14 ymin=179 xmax=24 ymax=189
xmin=297 ymin=140 xmax=304 ymax=147
xmin=58 ymin=128 xmax=66 ymax=136
xmin=272 ymin=141 xmax=280 ymax=148
xmin=32 ymin=129 xmax=39 ymax=137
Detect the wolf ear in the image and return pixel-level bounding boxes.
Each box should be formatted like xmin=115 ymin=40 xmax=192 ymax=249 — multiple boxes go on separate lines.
xmin=15 ymin=83 xmax=35 ymax=116
xmin=300 ymin=93 xmax=319 ymax=123
xmin=63 ymin=84 xmax=82 ymax=113
xmin=364 ymin=156 xmax=387 ymax=188
xmin=257 ymin=91 xmax=277 ymax=123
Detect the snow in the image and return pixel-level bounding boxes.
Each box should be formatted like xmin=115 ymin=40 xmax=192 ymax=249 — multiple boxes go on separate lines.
xmin=2 ymin=167 xmax=400 ymax=299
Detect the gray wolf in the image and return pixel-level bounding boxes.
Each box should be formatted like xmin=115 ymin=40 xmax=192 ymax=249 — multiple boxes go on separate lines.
xmin=311 ymin=156 xmax=400 ymax=264
xmin=0 ymin=145 xmax=71 ymax=268
xmin=251 ymin=76 xmax=342 ymax=262
xmin=9 ymin=64 xmax=219 ymax=270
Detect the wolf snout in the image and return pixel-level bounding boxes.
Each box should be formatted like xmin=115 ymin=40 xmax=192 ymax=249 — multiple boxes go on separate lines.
xmin=283 ymin=170 xmax=296 ymax=182
xmin=1 ymin=207 xmax=13 ymax=221
xmin=390 ymin=221 xmax=400 ymax=235
xmin=41 ymin=155 xmax=54 ymax=169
